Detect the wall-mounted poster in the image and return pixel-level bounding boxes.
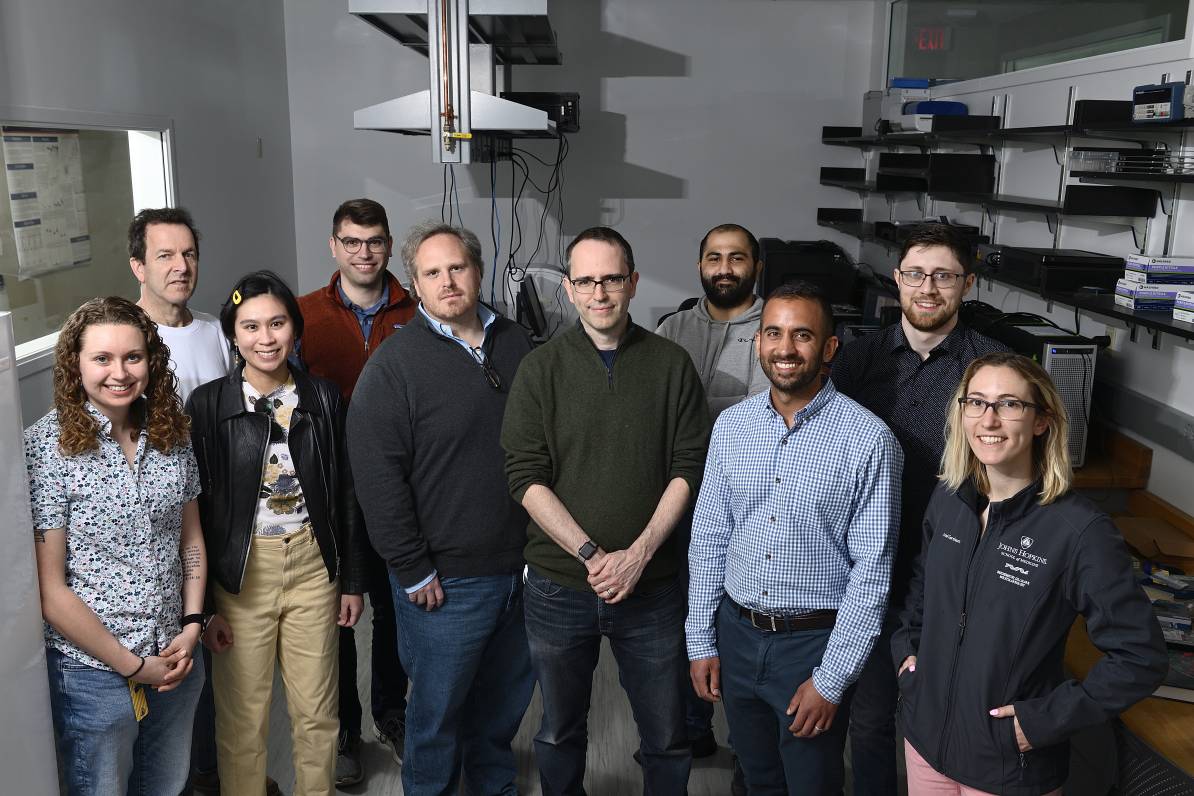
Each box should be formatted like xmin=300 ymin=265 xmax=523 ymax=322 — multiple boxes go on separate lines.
xmin=1 ymin=129 xmax=91 ymax=278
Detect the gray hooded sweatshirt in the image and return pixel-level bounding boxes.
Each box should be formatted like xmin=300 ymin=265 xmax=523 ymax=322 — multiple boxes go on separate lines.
xmin=656 ymin=296 xmax=770 ymax=419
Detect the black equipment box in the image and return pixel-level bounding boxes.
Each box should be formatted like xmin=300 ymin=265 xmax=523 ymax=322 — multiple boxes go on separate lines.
xmin=500 ymin=92 xmax=580 ymax=133
xmin=758 ymin=239 xmax=855 ymax=305
xmin=995 ymin=247 xmax=1124 ymax=292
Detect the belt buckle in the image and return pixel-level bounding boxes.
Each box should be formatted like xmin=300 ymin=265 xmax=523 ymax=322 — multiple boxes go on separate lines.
xmin=750 ymin=609 xmax=777 ymax=632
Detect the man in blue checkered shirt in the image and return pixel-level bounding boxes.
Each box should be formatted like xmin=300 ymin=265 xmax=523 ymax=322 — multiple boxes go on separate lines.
xmin=686 ymin=281 xmax=903 ymax=795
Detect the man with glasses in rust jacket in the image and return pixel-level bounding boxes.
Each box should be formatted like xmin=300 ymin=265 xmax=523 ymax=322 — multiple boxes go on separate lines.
xmin=296 ymin=198 xmax=416 ymax=786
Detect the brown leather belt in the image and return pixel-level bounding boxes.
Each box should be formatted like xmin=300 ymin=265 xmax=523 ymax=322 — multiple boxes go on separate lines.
xmin=730 ymin=598 xmax=837 ymax=633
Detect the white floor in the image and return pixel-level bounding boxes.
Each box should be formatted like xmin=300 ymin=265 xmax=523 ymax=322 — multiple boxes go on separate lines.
xmin=263 ymin=602 xmax=905 ymax=795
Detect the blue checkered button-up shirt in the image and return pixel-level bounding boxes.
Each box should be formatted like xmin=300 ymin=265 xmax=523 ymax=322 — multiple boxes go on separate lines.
xmin=685 ymin=380 xmax=903 ymax=704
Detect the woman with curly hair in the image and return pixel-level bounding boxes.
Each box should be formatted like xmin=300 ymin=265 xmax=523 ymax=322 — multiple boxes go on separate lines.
xmin=187 ymin=270 xmax=365 ymax=796
xmin=25 ymin=296 xmax=207 ymax=796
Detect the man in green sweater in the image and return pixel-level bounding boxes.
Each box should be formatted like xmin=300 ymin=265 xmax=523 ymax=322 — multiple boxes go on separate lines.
xmin=502 ymin=226 xmax=711 ymax=795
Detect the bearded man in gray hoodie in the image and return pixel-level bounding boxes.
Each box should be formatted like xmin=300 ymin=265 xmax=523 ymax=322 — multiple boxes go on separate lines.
xmin=657 ymin=223 xmax=770 ymax=416
xmin=656 ymin=223 xmax=768 ymax=793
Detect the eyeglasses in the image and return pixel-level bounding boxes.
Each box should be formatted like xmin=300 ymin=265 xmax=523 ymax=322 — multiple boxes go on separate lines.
xmin=335 ymin=235 xmax=388 ymax=254
xmin=568 ymin=275 xmax=630 ymax=294
xmin=480 ymin=358 xmax=502 ymax=390
xmin=470 ymin=347 xmax=502 ymax=390
xmin=958 ymin=396 xmax=1040 ymax=420
xmin=253 ymin=395 xmax=286 ymax=442
xmin=898 ymin=270 xmax=966 ymax=288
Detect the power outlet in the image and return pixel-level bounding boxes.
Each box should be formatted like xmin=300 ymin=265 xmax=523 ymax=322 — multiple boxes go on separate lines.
xmin=1106 ymin=327 xmax=1123 ymax=352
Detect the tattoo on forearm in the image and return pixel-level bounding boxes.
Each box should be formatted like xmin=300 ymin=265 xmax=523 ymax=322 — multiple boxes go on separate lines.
xmin=182 ymin=544 xmax=202 ymax=582
xmin=34 ymin=530 xmax=46 ymax=544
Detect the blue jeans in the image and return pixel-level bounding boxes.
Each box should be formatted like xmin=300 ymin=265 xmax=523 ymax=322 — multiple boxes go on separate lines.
xmin=716 ymin=599 xmax=852 ymax=796
xmin=393 ymin=573 xmax=533 ymax=796
xmin=47 ymin=646 xmax=204 ymax=796
xmin=848 ymin=613 xmax=900 ymax=796
xmin=523 ymin=566 xmax=691 ymax=796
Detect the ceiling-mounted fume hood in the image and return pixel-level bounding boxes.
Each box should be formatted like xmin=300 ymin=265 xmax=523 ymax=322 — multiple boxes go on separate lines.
xmin=349 ymin=0 xmax=563 ymax=163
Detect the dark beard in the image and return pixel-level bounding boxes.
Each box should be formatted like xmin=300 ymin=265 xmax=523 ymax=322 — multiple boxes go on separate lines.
xmin=702 ymin=274 xmax=755 ymax=309
xmin=762 ymin=357 xmax=822 ymax=394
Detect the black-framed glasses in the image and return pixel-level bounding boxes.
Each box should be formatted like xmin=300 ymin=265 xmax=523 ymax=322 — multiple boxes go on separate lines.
xmin=335 ymin=234 xmax=388 ymax=254
xmin=470 ymin=347 xmax=502 ymax=390
xmin=480 ymin=358 xmax=502 ymax=390
xmin=568 ymin=275 xmax=630 ymax=294
xmin=958 ymin=396 xmax=1039 ymax=420
xmin=898 ymin=270 xmax=965 ymax=288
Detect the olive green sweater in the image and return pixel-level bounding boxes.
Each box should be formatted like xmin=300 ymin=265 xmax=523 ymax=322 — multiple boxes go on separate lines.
xmin=502 ymin=321 xmax=711 ymax=592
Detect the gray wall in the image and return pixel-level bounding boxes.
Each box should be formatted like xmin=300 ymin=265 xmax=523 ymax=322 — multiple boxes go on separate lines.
xmin=284 ymin=0 xmax=880 ymax=323
xmin=0 ymin=0 xmax=295 ymax=424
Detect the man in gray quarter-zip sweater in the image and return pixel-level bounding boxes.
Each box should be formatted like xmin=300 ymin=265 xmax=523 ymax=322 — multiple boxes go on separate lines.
xmin=503 ymin=226 xmax=711 ymax=796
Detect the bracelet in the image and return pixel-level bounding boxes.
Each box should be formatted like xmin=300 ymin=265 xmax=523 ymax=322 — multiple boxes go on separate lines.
xmin=127 ymin=657 xmax=145 ymax=679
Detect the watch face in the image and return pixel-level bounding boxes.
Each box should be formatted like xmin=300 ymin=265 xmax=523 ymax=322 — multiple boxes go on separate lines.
xmin=578 ymin=541 xmax=597 ymax=560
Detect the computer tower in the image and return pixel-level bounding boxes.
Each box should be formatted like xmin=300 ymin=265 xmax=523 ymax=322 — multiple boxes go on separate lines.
xmin=1041 ymin=342 xmax=1097 ymax=468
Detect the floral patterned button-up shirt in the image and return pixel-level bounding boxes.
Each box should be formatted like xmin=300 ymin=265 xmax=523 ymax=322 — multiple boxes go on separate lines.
xmin=24 ymin=403 xmax=200 ymax=671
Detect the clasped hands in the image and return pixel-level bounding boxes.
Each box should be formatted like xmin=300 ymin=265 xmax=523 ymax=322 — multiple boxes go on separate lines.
xmin=585 ymin=545 xmax=648 ymax=604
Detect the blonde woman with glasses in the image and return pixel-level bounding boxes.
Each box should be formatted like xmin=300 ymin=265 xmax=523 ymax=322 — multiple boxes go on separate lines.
xmin=892 ymin=352 xmax=1166 ymax=795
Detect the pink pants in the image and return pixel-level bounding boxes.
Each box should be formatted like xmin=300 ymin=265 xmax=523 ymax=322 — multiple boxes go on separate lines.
xmin=905 ymin=740 xmax=1062 ymax=796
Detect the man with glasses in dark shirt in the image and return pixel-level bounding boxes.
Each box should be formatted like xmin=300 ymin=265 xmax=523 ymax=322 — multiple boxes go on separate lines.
xmin=296 ymin=198 xmax=416 ymax=786
xmin=830 ymin=223 xmax=1009 ymax=796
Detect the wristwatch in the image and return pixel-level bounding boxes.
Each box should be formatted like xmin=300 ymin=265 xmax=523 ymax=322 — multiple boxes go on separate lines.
xmin=181 ymin=613 xmax=211 ymax=634
xmin=577 ymin=540 xmax=598 ymax=562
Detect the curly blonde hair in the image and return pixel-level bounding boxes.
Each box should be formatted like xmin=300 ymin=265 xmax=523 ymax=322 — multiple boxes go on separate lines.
xmin=53 ymin=297 xmax=190 ymax=456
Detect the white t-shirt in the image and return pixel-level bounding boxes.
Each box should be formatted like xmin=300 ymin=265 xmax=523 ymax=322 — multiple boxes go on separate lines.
xmin=157 ymin=310 xmax=234 ymax=403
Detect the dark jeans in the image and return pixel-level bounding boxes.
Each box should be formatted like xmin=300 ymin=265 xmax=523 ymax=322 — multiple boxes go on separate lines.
xmin=393 ymin=572 xmax=534 ymax=796
xmin=848 ymin=613 xmax=901 ymax=796
xmin=340 ymin=545 xmax=408 ymax=736
xmin=675 ymin=508 xmax=715 ymax=741
xmin=192 ymin=645 xmax=217 ymax=774
xmin=716 ymin=599 xmax=852 ymax=796
xmin=523 ymin=566 xmax=692 ymax=796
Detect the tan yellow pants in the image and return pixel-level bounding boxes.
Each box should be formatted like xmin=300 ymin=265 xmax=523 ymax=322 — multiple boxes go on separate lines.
xmin=213 ymin=527 xmax=339 ymax=796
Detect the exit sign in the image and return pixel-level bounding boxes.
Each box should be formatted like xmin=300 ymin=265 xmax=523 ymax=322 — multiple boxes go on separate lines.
xmin=916 ymin=27 xmax=952 ymax=51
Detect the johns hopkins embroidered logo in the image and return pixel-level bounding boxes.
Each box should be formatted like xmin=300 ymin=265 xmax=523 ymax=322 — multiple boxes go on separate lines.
xmin=1020 ymin=536 xmax=1034 ymax=550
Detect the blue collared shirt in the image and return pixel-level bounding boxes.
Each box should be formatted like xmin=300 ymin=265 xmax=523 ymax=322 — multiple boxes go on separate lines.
xmin=401 ymin=301 xmax=498 ymax=595
xmin=685 ymin=380 xmax=903 ymax=703
xmin=337 ymin=279 xmax=390 ymax=340
xmin=417 ymin=302 xmax=497 ymax=361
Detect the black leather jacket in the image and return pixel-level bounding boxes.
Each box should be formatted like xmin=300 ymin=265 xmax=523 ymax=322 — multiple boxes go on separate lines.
xmin=186 ymin=366 xmax=365 ymax=598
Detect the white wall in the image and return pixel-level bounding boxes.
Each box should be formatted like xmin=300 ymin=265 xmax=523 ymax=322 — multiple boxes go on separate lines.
xmin=283 ymin=0 xmax=880 ymax=324
xmin=0 ymin=0 xmax=295 ymax=424
xmin=850 ymin=39 xmax=1194 ymax=514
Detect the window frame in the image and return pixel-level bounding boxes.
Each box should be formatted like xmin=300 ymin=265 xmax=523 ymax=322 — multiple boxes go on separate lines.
xmin=0 ymin=104 xmax=177 ymax=374
xmin=884 ymin=0 xmax=1194 ymax=94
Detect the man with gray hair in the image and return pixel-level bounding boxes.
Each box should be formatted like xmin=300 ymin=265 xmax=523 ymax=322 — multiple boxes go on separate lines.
xmin=348 ymin=221 xmax=536 ymax=795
